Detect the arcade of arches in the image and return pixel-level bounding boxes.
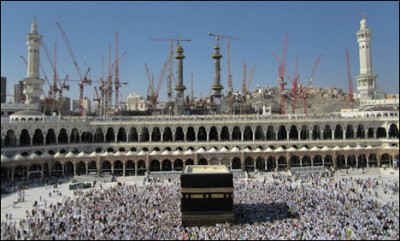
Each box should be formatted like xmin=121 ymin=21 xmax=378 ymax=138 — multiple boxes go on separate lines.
xmin=1 ymin=119 xmax=399 ymax=182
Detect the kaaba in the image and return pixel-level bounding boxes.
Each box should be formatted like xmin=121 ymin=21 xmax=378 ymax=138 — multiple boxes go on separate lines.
xmin=181 ymin=165 xmax=234 ymax=226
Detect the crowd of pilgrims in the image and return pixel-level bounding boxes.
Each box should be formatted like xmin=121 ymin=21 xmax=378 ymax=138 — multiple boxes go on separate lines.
xmin=1 ymin=172 xmax=399 ymax=240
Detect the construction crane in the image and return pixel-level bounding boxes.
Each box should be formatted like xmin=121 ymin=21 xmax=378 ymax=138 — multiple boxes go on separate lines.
xmin=56 ymin=75 xmax=70 ymax=114
xmin=345 ymin=49 xmax=354 ymax=108
xmin=299 ymin=54 xmax=321 ymax=114
xmin=285 ymin=57 xmax=300 ymax=114
xmin=144 ymin=61 xmax=168 ymax=108
xmin=272 ymin=32 xmax=288 ymax=114
xmin=93 ymin=86 xmax=101 ymax=115
xmin=56 ymin=22 xmax=91 ymax=116
xmin=241 ymin=60 xmax=257 ymax=114
xmin=190 ymin=70 xmax=194 ymax=104
xmin=40 ymin=42 xmax=62 ymax=112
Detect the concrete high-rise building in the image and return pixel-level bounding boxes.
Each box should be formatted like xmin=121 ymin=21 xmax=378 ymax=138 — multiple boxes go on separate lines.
xmin=82 ymin=97 xmax=91 ymax=115
xmin=355 ymin=14 xmax=377 ymax=100
xmin=72 ymin=99 xmax=80 ymax=113
xmin=1 ymin=77 xmax=6 ymax=103
xmin=127 ymin=93 xmax=147 ymax=111
xmin=14 ymin=81 xmax=25 ymax=104
xmin=60 ymin=96 xmax=71 ymax=116
xmin=22 ymin=17 xmax=44 ymax=106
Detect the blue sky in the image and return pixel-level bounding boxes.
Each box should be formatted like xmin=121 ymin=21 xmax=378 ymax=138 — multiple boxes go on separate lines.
xmin=1 ymin=1 xmax=399 ymax=103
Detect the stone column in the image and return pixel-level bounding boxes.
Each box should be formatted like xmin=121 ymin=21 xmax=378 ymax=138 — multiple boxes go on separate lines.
xmin=123 ymin=161 xmax=126 ymax=176
xmin=333 ymin=155 xmax=337 ymax=170
xmin=97 ymin=159 xmax=101 ymax=176
xmin=134 ymin=162 xmax=137 ymax=176
xmin=355 ymin=155 xmax=359 ymax=168
xmin=29 ymin=132 xmax=33 ymax=146
xmin=11 ymin=166 xmax=15 ymax=182
xmin=73 ymin=162 xmax=77 ymax=176
xmin=85 ymin=162 xmax=89 ymax=175
xmin=61 ymin=163 xmax=65 ymax=177
xmin=264 ymin=159 xmax=268 ymax=171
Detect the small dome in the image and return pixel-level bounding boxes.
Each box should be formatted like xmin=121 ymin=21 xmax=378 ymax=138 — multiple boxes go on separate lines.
xmin=254 ymin=147 xmax=263 ymax=152
xmin=230 ymin=146 xmax=240 ymax=152
xmin=244 ymin=147 xmax=252 ymax=152
xmin=150 ymin=150 xmax=160 ymax=156
xmin=65 ymin=151 xmax=76 ymax=158
xmin=162 ymin=150 xmax=172 ymax=155
xmin=360 ymin=17 xmax=367 ymax=27
xmin=220 ymin=147 xmax=229 ymax=153
xmin=173 ymin=149 xmax=183 ymax=155
xmin=10 ymin=110 xmax=43 ymax=116
xmin=184 ymin=149 xmax=195 ymax=155
xmin=54 ymin=152 xmax=65 ymax=158
xmin=89 ymin=151 xmax=99 ymax=157
xmin=208 ymin=147 xmax=218 ymax=153
xmin=1 ymin=154 xmax=10 ymax=163
xmin=196 ymin=147 xmax=206 ymax=153
xmin=77 ymin=151 xmax=88 ymax=158
xmin=41 ymin=152 xmax=53 ymax=159
xmin=125 ymin=150 xmax=136 ymax=156
xmin=29 ymin=153 xmax=40 ymax=160
xmin=264 ymin=147 xmax=274 ymax=153
xmin=13 ymin=153 xmax=25 ymax=161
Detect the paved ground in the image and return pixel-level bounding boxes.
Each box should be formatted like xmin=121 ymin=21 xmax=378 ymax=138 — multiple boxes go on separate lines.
xmin=1 ymin=167 xmax=398 ymax=224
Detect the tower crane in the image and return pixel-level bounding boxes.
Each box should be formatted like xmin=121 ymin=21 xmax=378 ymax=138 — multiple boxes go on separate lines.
xmin=285 ymin=57 xmax=300 ymax=114
xmin=241 ymin=60 xmax=257 ymax=114
xmin=299 ymin=54 xmax=321 ymax=114
xmin=144 ymin=61 xmax=168 ymax=108
xmin=190 ymin=70 xmax=194 ymax=104
xmin=345 ymin=49 xmax=354 ymax=108
xmin=93 ymin=86 xmax=101 ymax=115
xmin=56 ymin=22 xmax=91 ymax=116
xmin=272 ymin=32 xmax=288 ymax=114
xmin=41 ymin=41 xmax=64 ymax=113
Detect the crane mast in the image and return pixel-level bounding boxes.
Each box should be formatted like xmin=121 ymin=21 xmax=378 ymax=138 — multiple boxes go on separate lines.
xmin=272 ymin=32 xmax=288 ymax=114
xmin=345 ymin=49 xmax=354 ymax=108
xmin=114 ymin=31 xmax=120 ymax=114
xmin=301 ymin=54 xmax=321 ymax=114
xmin=56 ymin=22 xmax=91 ymax=116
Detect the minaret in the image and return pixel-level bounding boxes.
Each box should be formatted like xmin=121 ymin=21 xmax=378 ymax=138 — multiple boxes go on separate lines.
xmin=23 ymin=17 xmax=44 ymax=106
xmin=174 ymin=43 xmax=186 ymax=114
xmin=211 ymin=44 xmax=223 ymax=112
xmin=355 ymin=14 xmax=377 ymax=100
